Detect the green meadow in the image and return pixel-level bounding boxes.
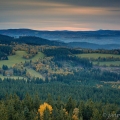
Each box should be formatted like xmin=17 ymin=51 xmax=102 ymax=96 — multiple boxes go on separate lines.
xmin=93 ymin=61 xmax=120 ymax=66
xmin=0 ymin=51 xmax=44 ymax=68
xmin=77 ymin=53 xmax=120 ymax=59
xmin=77 ymin=53 xmax=120 ymax=66
xmin=26 ymin=68 xmax=44 ymax=79
xmin=0 ymin=74 xmax=26 ymax=80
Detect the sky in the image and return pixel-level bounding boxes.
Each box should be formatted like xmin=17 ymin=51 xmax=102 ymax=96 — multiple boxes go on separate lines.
xmin=0 ymin=0 xmax=120 ymax=31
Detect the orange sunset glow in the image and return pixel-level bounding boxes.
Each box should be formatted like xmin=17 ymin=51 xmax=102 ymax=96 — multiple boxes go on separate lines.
xmin=0 ymin=0 xmax=120 ymax=30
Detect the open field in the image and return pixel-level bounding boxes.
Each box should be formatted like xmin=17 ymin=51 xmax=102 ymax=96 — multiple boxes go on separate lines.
xmin=0 ymin=51 xmax=44 ymax=68
xmin=0 ymin=68 xmax=44 ymax=80
xmin=26 ymin=68 xmax=44 ymax=80
xmin=0 ymin=74 xmax=26 ymax=80
xmin=102 ymin=81 xmax=120 ymax=84
xmin=77 ymin=53 xmax=120 ymax=59
xmin=77 ymin=53 xmax=120 ymax=66
xmin=93 ymin=61 xmax=120 ymax=66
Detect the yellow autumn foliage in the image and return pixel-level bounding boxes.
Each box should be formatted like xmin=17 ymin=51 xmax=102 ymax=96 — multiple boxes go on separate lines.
xmin=72 ymin=108 xmax=79 ymax=120
xmin=72 ymin=114 xmax=78 ymax=120
xmin=63 ymin=108 xmax=68 ymax=115
xmin=38 ymin=102 xmax=53 ymax=116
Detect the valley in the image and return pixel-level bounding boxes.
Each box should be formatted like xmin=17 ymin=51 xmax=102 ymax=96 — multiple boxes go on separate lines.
xmin=0 ymin=32 xmax=120 ymax=120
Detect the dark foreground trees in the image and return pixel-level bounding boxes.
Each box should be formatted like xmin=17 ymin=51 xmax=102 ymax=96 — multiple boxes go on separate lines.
xmin=0 ymin=79 xmax=120 ymax=120
xmin=0 ymin=93 xmax=120 ymax=120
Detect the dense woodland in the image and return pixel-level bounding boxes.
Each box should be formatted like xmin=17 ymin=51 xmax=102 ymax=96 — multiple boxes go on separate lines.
xmin=0 ymin=79 xmax=120 ymax=120
xmin=0 ymin=46 xmax=13 ymax=60
xmin=0 ymin=34 xmax=120 ymax=120
xmin=0 ymin=34 xmax=14 ymax=44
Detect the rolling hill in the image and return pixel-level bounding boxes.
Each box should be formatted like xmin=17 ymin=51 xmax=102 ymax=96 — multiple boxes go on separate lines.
xmin=0 ymin=29 xmax=120 ymax=45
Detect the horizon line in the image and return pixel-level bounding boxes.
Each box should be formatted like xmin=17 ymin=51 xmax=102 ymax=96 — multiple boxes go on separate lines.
xmin=0 ymin=28 xmax=120 ymax=32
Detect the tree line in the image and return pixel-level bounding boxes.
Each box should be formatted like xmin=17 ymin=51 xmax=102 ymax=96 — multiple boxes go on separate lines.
xmin=0 ymin=81 xmax=120 ymax=120
xmin=0 ymin=45 xmax=13 ymax=60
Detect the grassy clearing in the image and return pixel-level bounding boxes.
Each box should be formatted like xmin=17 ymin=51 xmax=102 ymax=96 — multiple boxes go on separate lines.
xmin=77 ymin=53 xmax=120 ymax=66
xmin=93 ymin=61 xmax=120 ymax=66
xmin=26 ymin=68 xmax=44 ymax=80
xmin=77 ymin=53 xmax=120 ymax=59
xmin=102 ymin=81 xmax=120 ymax=84
xmin=0 ymin=74 xmax=26 ymax=80
xmin=0 ymin=51 xmax=44 ymax=68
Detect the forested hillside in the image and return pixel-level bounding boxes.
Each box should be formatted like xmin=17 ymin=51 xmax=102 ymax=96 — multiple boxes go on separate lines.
xmin=0 ymin=34 xmax=120 ymax=120
xmin=0 ymin=79 xmax=120 ymax=120
xmin=0 ymin=45 xmax=13 ymax=60
xmin=0 ymin=29 xmax=120 ymax=44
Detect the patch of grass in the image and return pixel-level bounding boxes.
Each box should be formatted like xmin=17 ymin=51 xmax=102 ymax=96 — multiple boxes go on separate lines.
xmin=77 ymin=53 xmax=120 ymax=66
xmin=0 ymin=74 xmax=26 ymax=80
xmin=26 ymin=68 xmax=44 ymax=80
xmin=77 ymin=53 xmax=120 ymax=59
xmin=93 ymin=61 xmax=120 ymax=66
xmin=0 ymin=51 xmax=44 ymax=68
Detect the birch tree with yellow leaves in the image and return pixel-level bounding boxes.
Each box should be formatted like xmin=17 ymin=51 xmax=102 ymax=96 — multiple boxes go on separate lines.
xmin=38 ymin=102 xmax=53 ymax=120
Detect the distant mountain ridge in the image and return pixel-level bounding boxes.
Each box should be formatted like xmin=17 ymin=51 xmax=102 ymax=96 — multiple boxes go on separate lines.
xmin=0 ymin=29 xmax=120 ymax=45
xmin=68 ymin=42 xmax=120 ymax=49
xmin=0 ymin=34 xmax=66 ymax=46
xmin=0 ymin=29 xmax=120 ymax=49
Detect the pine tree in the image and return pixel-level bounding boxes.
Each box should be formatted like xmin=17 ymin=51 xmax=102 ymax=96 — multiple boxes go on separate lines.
xmin=24 ymin=106 xmax=30 ymax=120
xmin=43 ymin=108 xmax=51 ymax=120
xmin=66 ymin=97 xmax=76 ymax=114
xmin=0 ymin=102 xmax=8 ymax=120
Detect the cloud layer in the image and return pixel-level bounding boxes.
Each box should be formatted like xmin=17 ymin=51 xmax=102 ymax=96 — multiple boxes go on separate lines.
xmin=0 ymin=0 xmax=120 ymax=30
